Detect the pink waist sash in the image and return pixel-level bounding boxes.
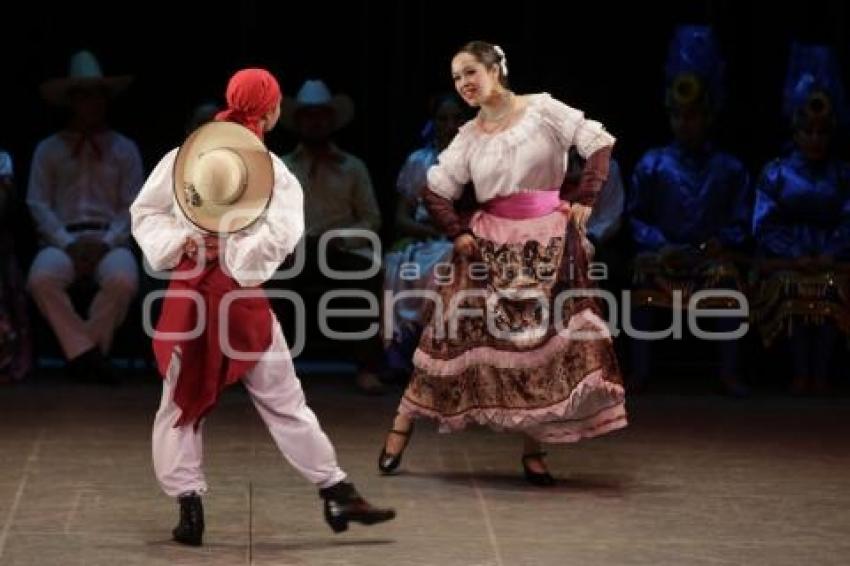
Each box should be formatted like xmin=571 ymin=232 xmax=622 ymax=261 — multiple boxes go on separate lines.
xmin=481 ymin=189 xmax=561 ymax=220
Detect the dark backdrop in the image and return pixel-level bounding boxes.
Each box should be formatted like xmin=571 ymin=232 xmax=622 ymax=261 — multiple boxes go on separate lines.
xmin=2 ymin=0 xmax=849 ymax=251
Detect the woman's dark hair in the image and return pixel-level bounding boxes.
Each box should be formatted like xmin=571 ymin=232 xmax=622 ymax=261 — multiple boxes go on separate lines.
xmin=457 ymin=41 xmax=509 ymax=87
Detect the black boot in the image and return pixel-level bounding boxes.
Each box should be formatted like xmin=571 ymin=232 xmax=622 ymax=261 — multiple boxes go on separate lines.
xmin=319 ymin=482 xmax=396 ymax=533
xmin=67 ymin=348 xmax=118 ymax=385
xmin=172 ymin=492 xmax=204 ymax=546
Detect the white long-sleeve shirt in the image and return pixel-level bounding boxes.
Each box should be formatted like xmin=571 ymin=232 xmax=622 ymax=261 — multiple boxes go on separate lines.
xmin=130 ymin=148 xmax=304 ymax=288
xmin=27 ymin=130 xmax=144 ymax=249
xmin=283 ymin=143 xmax=381 ymax=237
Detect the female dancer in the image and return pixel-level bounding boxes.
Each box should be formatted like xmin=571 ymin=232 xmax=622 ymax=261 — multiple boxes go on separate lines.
xmin=379 ymin=42 xmax=627 ymax=485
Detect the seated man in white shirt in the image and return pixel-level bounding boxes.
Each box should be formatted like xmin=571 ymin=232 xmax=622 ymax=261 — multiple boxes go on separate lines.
xmin=281 ymin=80 xmax=386 ymax=394
xmin=26 ymin=51 xmax=143 ymax=383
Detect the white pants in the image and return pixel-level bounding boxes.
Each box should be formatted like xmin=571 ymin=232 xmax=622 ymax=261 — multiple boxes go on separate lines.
xmin=27 ymin=245 xmax=139 ymax=359
xmin=152 ymin=317 xmax=347 ymax=498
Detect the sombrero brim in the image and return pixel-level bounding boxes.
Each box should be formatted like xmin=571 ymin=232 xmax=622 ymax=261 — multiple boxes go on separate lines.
xmin=279 ymin=94 xmax=354 ymax=132
xmin=40 ymin=75 xmax=134 ymax=106
xmin=173 ymin=121 xmax=274 ymax=235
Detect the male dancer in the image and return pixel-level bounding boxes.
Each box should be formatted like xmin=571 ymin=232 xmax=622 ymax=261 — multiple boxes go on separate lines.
xmin=130 ymin=68 xmax=395 ymax=546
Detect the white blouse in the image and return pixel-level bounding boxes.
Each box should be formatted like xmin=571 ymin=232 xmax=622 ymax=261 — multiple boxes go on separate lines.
xmin=130 ymin=148 xmax=304 ymax=288
xmin=427 ymin=93 xmax=615 ymax=202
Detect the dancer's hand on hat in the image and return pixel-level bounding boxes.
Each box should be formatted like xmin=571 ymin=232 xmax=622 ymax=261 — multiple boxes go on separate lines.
xmin=183 ymin=237 xmax=199 ymax=260
xmin=183 ymin=234 xmax=221 ymax=262
xmin=556 ymin=200 xmax=572 ymax=217
xmin=201 ymin=234 xmax=221 ymax=261
xmin=454 ymin=233 xmax=477 ymax=258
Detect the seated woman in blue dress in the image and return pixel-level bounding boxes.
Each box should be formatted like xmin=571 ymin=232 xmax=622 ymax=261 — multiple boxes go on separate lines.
xmin=383 ymin=94 xmax=468 ymax=378
xmin=627 ymin=26 xmax=752 ymax=395
xmin=752 ymin=43 xmax=850 ymax=395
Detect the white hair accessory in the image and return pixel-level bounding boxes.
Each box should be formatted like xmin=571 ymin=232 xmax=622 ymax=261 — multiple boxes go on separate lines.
xmin=493 ymin=44 xmax=509 ymax=78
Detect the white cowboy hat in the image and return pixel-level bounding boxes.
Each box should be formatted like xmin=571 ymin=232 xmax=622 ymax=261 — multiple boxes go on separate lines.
xmin=280 ymin=79 xmax=354 ymax=132
xmin=40 ymin=50 xmax=133 ymax=106
xmin=173 ymin=121 xmax=274 ymax=235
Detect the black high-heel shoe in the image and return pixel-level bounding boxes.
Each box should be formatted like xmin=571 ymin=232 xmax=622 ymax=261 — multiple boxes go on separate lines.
xmin=378 ymin=425 xmax=414 ymax=474
xmin=521 ymin=451 xmax=556 ymax=487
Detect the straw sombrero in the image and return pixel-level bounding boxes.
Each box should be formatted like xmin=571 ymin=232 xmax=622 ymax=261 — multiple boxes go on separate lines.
xmin=173 ymin=121 xmax=274 ymax=234
xmin=40 ymin=50 xmax=133 ymax=106
xmin=280 ymin=79 xmax=354 ymax=132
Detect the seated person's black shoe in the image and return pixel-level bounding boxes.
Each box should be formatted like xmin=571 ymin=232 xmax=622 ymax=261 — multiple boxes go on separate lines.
xmin=90 ymin=353 xmax=118 ymax=385
xmin=319 ymin=481 xmax=396 ymax=533
xmin=172 ymin=492 xmax=204 ymax=546
xmin=66 ymin=348 xmax=96 ymax=381
xmin=67 ymin=348 xmax=118 ymax=385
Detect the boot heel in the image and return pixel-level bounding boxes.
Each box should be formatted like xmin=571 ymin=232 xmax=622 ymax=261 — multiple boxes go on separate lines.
xmin=320 ymin=482 xmax=396 ymax=533
xmin=328 ymin=516 xmax=348 ymax=533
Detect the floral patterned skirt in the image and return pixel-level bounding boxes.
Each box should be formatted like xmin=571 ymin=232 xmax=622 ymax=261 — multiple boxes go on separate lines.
xmin=399 ymin=209 xmax=627 ymax=443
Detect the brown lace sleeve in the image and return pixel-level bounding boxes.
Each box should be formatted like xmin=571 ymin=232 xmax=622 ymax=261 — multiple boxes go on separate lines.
xmin=568 ymin=146 xmax=612 ymax=207
xmin=421 ymin=188 xmax=470 ymax=239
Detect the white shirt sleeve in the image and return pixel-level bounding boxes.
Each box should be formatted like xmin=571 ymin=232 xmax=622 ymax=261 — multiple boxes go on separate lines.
xmin=222 ymin=155 xmax=305 ymax=287
xmin=130 ymin=149 xmax=194 ymax=271
xmin=27 ymin=140 xmax=76 ymax=249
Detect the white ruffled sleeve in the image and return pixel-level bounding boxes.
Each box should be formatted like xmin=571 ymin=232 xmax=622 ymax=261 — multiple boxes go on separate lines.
xmin=130 ymin=149 xmax=194 ymax=271
xmin=426 ymin=125 xmax=473 ymax=200
xmin=222 ymin=155 xmax=304 ymax=288
xmin=539 ymin=93 xmax=615 ymax=159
